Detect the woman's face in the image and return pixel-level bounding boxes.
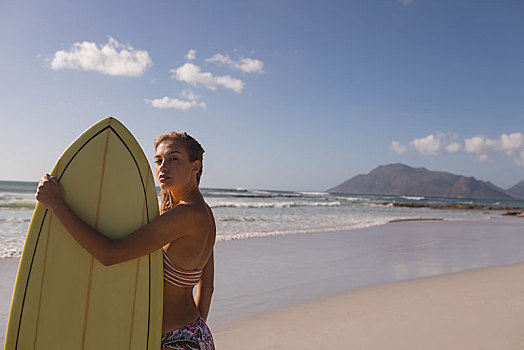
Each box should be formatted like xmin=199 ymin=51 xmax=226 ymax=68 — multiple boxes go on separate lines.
xmin=154 ymin=140 xmax=198 ymax=191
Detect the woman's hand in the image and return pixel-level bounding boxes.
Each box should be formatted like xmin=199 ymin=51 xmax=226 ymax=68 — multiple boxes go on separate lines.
xmin=36 ymin=174 xmax=65 ymax=212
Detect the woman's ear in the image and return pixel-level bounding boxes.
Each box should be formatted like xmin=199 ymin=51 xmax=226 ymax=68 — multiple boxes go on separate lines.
xmin=192 ymin=160 xmax=202 ymax=175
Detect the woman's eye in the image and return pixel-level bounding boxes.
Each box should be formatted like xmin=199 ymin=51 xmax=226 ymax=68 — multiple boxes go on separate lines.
xmin=154 ymin=160 xmax=162 ymax=164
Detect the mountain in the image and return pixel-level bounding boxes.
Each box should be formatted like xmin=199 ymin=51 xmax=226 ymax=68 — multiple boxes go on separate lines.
xmin=328 ymin=163 xmax=515 ymax=199
xmin=507 ymin=180 xmax=524 ymax=199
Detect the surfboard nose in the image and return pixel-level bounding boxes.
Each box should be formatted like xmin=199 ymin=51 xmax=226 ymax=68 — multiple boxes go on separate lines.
xmin=101 ymin=116 xmax=115 ymax=125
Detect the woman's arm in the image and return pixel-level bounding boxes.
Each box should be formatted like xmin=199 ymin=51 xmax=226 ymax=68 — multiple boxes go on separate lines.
xmin=194 ymin=249 xmax=214 ymax=321
xmin=36 ymin=174 xmax=203 ymax=266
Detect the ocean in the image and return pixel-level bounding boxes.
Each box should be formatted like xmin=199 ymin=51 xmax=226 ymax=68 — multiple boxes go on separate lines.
xmin=1 ymin=180 xmax=524 ymax=258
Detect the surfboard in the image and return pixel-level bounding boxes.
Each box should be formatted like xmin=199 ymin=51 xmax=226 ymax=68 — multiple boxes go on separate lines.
xmin=4 ymin=117 xmax=162 ymax=350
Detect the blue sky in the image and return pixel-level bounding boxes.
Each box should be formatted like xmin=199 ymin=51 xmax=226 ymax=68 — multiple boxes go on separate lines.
xmin=1 ymin=0 xmax=523 ymax=190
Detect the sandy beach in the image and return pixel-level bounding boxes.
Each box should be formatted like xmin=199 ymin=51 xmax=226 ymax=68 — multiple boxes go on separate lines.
xmin=214 ymin=262 xmax=524 ymax=349
xmin=2 ymin=217 xmax=524 ymax=348
xmin=210 ymin=217 xmax=524 ymax=349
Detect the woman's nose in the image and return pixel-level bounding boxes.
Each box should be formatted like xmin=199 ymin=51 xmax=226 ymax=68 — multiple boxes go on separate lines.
xmin=158 ymin=160 xmax=167 ymax=171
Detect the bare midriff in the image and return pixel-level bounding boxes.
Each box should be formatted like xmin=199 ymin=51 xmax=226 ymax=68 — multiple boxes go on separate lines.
xmin=161 ymin=283 xmax=201 ymax=334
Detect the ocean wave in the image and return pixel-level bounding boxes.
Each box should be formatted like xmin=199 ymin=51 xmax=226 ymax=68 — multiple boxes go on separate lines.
xmin=298 ymin=191 xmax=329 ymax=197
xmin=203 ymin=191 xmax=301 ymax=199
xmin=216 ymin=216 xmax=266 ymax=222
xmin=215 ymin=220 xmax=393 ymax=242
xmin=216 ymin=231 xmax=292 ymax=241
xmin=251 ymin=190 xmax=273 ymax=195
xmin=204 ymin=191 xmax=243 ymax=197
xmin=0 ymin=201 xmax=36 ymax=210
xmin=335 ymin=196 xmax=372 ymax=202
xmin=0 ymin=217 xmax=31 ymax=223
xmin=0 ymin=248 xmax=22 ymax=258
xmin=401 ymin=196 xmax=425 ymax=201
xmin=232 ymin=194 xmax=302 ymax=199
xmin=0 ymin=181 xmax=38 ymax=193
xmin=210 ymin=201 xmax=341 ymax=209
xmin=0 ymin=193 xmax=35 ymax=201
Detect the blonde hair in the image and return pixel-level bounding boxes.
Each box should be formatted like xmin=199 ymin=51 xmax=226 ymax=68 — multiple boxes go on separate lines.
xmin=154 ymin=131 xmax=205 ymax=214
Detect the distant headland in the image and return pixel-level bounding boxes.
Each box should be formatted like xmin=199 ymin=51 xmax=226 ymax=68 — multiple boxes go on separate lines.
xmin=328 ymin=163 xmax=523 ymax=200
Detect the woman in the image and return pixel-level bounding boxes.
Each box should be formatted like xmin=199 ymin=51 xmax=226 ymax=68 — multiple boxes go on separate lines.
xmin=36 ymin=131 xmax=216 ymax=350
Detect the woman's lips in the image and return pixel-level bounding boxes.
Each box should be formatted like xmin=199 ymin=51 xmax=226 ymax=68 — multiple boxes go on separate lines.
xmin=159 ymin=175 xmax=171 ymax=182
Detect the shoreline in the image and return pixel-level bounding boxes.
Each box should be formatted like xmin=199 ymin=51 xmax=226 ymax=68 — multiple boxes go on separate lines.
xmin=2 ymin=217 xmax=524 ymax=347
xmin=381 ymin=201 xmax=524 ymax=214
xmin=208 ymin=216 xmax=524 ymax=327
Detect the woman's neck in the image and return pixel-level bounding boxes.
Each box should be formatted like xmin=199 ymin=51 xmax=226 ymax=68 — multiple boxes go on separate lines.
xmin=170 ymin=183 xmax=201 ymax=204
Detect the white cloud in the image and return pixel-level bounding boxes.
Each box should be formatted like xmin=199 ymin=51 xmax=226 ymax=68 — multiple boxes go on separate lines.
xmin=500 ymin=133 xmax=524 ymax=155
xmin=398 ymin=0 xmax=413 ymax=5
xmin=393 ymin=131 xmax=524 ymax=166
xmin=407 ymin=132 xmax=462 ymax=156
xmin=410 ymin=134 xmax=443 ymax=156
xmin=445 ymin=142 xmax=461 ymax=153
xmin=181 ymin=89 xmax=200 ymax=101
xmin=464 ymin=136 xmax=500 ymax=154
xmin=464 ymin=133 xmax=524 ymax=166
xmin=206 ymin=53 xmax=230 ymax=65
xmin=171 ymin=63 xmax=245 ymax=93
xmin=206 ymin=53 xmax=265 ymax=74
xmin=237 ymin=58 xmax=265 ymax=74
xmin=50 ymin=37 xmax=152 ymax=77
xmin=463 ymin=133 xmax=524 ymax=156
xmin=389 ymin=141 xmax=409 ymax=155
xmin=185 ymin=49 xmax=196 ymax=60
xmin=145 ymin=96 xmax=206 ymax=111
xmin=146 ymin=89 xmax=207 ymax=111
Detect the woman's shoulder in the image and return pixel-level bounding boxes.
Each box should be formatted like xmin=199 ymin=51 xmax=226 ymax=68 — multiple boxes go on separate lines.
xmin=164 ymin=201 xmax=211 ymax=226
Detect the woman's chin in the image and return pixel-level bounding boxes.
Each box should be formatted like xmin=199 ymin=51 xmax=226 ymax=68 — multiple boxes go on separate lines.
xmin=159 ymin=183 xmax=171 ymax=191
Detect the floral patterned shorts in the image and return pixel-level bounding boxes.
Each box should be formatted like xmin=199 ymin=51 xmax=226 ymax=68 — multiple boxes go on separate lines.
xmin=161 ymin=317 xmax=215 ymax=350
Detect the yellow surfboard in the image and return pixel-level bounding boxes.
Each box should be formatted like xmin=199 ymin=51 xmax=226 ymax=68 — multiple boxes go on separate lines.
xmin=5 ymin=117 xmax=162 ymax=350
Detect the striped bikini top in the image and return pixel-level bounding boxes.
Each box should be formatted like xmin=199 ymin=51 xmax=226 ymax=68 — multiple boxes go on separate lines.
xmin=162 ymin=249 xmax=203 ymax=288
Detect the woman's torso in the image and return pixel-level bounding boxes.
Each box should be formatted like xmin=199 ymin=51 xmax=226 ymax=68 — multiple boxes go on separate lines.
xmin=161 ymin=202 xmax=215 ymax=334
